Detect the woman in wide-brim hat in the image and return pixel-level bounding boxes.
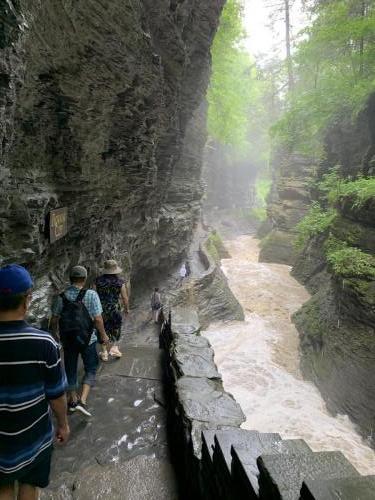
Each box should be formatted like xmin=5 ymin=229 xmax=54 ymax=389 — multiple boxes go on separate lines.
xmin=94 ymin=259 xmax=129 ymax=361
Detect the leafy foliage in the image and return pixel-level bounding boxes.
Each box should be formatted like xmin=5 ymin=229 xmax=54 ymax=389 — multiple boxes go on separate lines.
xmin=205 ymin=231 xmax=227 ymax=263
xmin=325 ymin=238 xmax=375 ymax=278
xmin=295 ymin=203 xmax=336 ymax=248
xmin=207 ymin=0 xmax=275 ymax=163
xmin=328 ymin=176 xmax=375 ymax=207
xmin=207 ymin=0 xmax=251 ymax=151
xmin=272 ymin=0 xmax=375 ymax=153
xmin=297 ymin=170 xmax=375 ymax=277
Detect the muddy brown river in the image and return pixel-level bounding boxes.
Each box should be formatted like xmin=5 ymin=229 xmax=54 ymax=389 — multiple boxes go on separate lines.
xmin=203 ymin=235 xmax=375 ymax=475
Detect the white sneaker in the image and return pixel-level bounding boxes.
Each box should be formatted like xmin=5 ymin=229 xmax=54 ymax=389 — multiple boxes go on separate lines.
xmin=109 ymin=346 xmax=123 ymax=358
xmin=99 ymin=350 xmax=109 ymax=362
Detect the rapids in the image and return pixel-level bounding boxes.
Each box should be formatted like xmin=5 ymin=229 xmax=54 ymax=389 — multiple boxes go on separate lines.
xmin=203 ymin=234 xmax=375 ymax=475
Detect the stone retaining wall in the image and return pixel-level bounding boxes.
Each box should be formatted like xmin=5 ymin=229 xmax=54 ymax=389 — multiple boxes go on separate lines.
xmin=161 ymin=307 xmax=375 ymax=500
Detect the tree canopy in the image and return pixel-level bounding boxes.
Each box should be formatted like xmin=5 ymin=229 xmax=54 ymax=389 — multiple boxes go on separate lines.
xmin=273 ymin=0 xmax=375 ymax=154
xmin=207 ymin=0 xmax=274 ymax=165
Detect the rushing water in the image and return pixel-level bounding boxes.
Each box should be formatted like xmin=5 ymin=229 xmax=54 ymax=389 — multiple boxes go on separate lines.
xmin=203 ymin=234 xmax=375 ymax=475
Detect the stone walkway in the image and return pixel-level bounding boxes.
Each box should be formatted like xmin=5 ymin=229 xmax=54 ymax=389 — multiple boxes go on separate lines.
xmin=42 ymin=295 xmax=178 ymax=500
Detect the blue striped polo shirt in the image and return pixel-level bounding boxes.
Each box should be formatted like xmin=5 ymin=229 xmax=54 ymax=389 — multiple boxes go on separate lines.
xmin=0 ymin=321 xmax=67 ymax=476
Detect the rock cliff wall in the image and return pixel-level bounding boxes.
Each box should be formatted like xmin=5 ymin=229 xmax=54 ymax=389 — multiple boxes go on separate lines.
xmin=259 ymin=149 xmax=316 ymax=265
xmin=261 ymin=96 xmax=375 ymax=443
xmin=0 ymin=0 xmax=225 ymax=321
xmin=293 ymin=201 xmax=375 ymax=444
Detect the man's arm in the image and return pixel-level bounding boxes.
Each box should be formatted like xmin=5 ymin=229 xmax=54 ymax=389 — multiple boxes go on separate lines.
xmin=94 ymin=315 xmax=109 ymax=344
xmin=49 ymin=395 xmax=70 ymax=444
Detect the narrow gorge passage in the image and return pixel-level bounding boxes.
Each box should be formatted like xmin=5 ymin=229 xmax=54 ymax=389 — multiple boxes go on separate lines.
xmin=203 ymin=234 xmax=375 ymax=476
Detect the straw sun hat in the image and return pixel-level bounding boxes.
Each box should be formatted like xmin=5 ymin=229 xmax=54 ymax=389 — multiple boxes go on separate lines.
xmin=103 ymin=259 xmax=123 ymax=275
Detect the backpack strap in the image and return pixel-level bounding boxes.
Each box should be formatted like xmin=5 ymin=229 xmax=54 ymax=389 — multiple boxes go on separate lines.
xmin=76 ymin=288 xmax=88 ymax=303
xmin=60 ymin=293 xmax=70 ymax=305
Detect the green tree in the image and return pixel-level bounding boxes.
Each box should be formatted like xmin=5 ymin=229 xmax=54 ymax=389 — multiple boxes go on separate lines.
xmin=273 ymin=0 xmax=375 ymax=154
xmin=208 ymin=0 xmax=275 ymax=165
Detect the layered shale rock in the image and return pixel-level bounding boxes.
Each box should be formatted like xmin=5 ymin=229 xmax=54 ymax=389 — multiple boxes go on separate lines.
xmin=0 ymin=0 xmax=225 ymax=321
xmin=262 ymin=95 xmax=375 ymax=443
xmin=259 ymin=150 xmax=315 ymax=265
xmin=293 ymin=195 xmax=375 ymax=444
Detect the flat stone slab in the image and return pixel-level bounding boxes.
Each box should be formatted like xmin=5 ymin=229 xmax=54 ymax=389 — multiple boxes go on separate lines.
xmin=171 ymin=306 xmax=200 ymax=335
xmin=72 ymin=455 xmax=178 ymax=500
xmin=258 ymin=451 xmax=360 ymax=500
xmin=232 ymin=439 xmax=312 ymax=498
xmin=46 ymin=374 xmax=169 ymax=494
xmin=301 ymin=475 xmax=375 ymax=500
xmin=172 ymin=344 xmax=220 ymax=379
xmin=105 ymin=346 xmax=164 ymax=381
xmin=176 ymin=376 xmax=245 ymax=427
xmin=175 ymin=333 xmax=211 ymax=349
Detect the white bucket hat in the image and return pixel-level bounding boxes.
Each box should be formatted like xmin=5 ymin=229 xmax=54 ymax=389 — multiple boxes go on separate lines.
xmin=103 ymin=259 xmax=123 ymax=275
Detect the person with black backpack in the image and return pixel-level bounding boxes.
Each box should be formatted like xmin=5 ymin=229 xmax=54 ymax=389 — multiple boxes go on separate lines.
xmin=50 ymin=266 xmax=109 ymax=417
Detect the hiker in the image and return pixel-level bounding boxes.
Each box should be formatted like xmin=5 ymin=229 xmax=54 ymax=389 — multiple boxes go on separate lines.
xmin=179 ymin=263 xmax=187 ymax=282
xmin=185 ymin=260 xmax=191 ymax=278
xmin=0 ymin=264 xmax=69 ymax=500
xmin=94 ymin=259 xmax=129 ymax=361
xmin=50 ymin=265 xmax=109 ymax=417
xmin=150 ymin=287 xmax=162 ymax=323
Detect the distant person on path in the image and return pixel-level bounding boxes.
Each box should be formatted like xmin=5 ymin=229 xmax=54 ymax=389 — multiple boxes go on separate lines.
xmin=150 ymin=287 xmax=162 ymax=323
xmin=95 ymin=260 xmax=129 ymax=361
xmin=179 ymin=263 xmax=187 ymax=283
xmin=185 ymin=260 xmax=191 ymax=278
xmin=51 ymin=265 xmax=109 ymax=418
xmin=0 ymin=264 xmax=69 ymax=500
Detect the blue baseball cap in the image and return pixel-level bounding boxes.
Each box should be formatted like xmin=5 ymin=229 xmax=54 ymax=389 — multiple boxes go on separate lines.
xmin=0 ymin=264 xmax=34 ymax=295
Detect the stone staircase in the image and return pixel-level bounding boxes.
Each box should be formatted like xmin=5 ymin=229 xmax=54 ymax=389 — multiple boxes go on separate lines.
xmin=162 ymin=306 xmax=375 ymax=500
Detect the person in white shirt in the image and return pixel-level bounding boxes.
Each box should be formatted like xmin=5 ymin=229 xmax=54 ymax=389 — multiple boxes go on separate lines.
xmin=179 ymin=263 xmax=187 ymax=281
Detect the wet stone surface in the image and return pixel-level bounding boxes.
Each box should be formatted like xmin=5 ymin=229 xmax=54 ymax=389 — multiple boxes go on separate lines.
xmin=258 ymin=451 xmax=360 ymax=500
xmin=176 ymin=376 xmax=244 ymax=427
xmin=171 ymin=306 xmax=201 ymax=335
xmin=172 ymin=343 xmax=220 ymax=379
xmin=42 ymin=301 xmax=178 ymax=499
xmin=301 ymin=475 xmax=375 ymax=500
xmin=231 ymin=438 xmax=312 ymax=498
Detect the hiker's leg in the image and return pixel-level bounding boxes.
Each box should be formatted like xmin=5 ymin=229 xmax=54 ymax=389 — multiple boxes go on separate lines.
xmin=0 ymin=484 xmax=14 ymax=500
xmin=18 ymin=484 xmax=39 ymax=500
xmin=63 ymin=347 xmax=79 ymax=403
xmin=80 ymin=343 xmax=99 ymax=404
xmin=155 ymin=307 xmax=161 ymax=323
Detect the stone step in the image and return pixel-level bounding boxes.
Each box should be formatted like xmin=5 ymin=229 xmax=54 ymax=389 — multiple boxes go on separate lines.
xmin=231 ymin=438 xmax=312 ymax=500
xmin=202 ymin=430 xmax=216 ymax=464
xmin=257 ymin=451 xmax=360 ymax=500
xmin=300 ymin=475 xmax=375 ymax=500
xmin=201 ymin=430 xmax=222 ymax=500
xmin=215 ymin=430 xmax=280 ymax=476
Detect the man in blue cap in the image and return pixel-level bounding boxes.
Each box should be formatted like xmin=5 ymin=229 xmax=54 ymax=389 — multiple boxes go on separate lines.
xmin=0 ymin=264 xmax=69 ymax=500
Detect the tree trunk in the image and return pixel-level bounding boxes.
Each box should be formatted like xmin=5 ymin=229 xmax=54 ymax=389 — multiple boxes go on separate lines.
xmin=285 ymin=0 xmax=294 ymax=91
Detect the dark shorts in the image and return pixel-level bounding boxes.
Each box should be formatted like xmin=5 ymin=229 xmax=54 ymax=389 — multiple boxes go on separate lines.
xmin=0 ymin=447 xmax=52 ymax=489
xmin=63 ymin=341 xmax=99 ymax=391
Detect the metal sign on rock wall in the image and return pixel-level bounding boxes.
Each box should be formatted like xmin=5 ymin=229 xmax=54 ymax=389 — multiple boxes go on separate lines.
xmin=49 ymin=207 xmax=68 ymax=243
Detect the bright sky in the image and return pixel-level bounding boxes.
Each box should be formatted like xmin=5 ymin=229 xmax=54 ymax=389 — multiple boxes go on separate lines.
xmin=242 ymin=0 xmax=307 ymax=60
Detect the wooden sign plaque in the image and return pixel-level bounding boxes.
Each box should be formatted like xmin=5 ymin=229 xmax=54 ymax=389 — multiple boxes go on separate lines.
xmin=49 ymin=207 xmax=68 ymax=243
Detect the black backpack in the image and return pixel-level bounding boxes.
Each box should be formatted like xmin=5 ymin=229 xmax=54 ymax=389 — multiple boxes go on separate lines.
xmin=59 ymin=289 xmax=94 ymax=347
